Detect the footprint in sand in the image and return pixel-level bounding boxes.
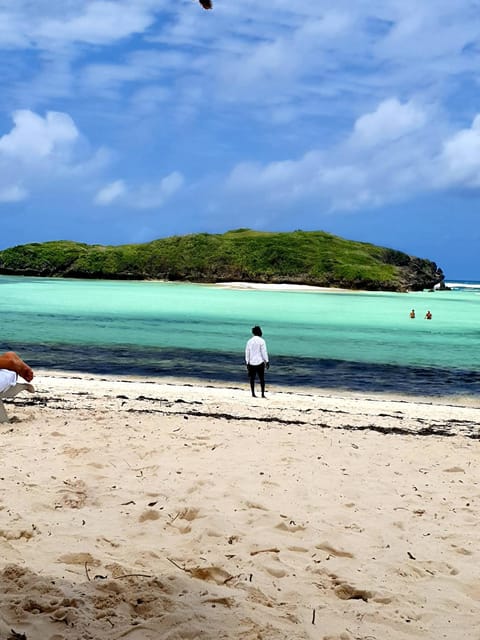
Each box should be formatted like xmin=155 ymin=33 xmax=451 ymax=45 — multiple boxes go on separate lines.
xmin=264 ymin=563 xmax=287 ymax=578
xmin=396 ymin=560 xmax=458 ymax=579
xmin=58 ymin=552 xmax=101 ymax=567
xmin=275 ymin=521 xmax=306 ymax=533
xmin=1 ymin=566 xmax=81 ymax=624
xmin=0 ymin=526 xmax=37 ymax=541
xmin=451 ymin=545 xmax=473 ymax=556
xmin=139 ymin=510 xmax=161 ymax=522
xmin=334 ymin=583 xmax=372 ymax=602
xmin=188 ymin=566 xmax=232 ymax=585
xmin=418 ymin=560 xmax=459 ymax=576
xmin=56 ymin=479 xmax=89 ymax=509
xmin=178 ymin=507 xmax=201 ymax=522
xmin=62 ymin=446 xmax=91 ymax=459
xmin=164 ymin=507 xmax=203 ymax=534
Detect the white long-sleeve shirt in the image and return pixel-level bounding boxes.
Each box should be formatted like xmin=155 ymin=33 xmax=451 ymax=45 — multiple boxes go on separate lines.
xmin=245 ymin=336 xmax=269 ymax=366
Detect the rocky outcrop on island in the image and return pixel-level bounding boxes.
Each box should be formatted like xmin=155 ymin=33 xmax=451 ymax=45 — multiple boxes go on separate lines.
xmin=0 ymin=229 xmax=444 ymax=292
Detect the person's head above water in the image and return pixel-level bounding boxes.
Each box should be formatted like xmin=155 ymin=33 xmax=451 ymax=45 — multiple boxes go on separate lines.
xmin=252 ymin=326 xmax=262 ymax=337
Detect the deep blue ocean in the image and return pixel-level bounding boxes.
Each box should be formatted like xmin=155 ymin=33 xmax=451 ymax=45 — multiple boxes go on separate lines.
xmin=1 ymin=276 xmax=479 ymax=397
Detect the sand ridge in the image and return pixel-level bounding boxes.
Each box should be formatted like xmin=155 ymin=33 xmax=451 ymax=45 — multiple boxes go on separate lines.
xmin=0 ymin=372 xmax=479 ymax=639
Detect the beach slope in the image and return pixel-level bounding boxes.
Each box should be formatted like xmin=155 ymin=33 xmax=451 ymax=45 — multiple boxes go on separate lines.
xmin=0 ymin=373 xmax=479 ymax=639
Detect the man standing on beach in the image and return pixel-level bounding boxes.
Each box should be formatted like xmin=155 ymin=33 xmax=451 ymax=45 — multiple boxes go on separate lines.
xmin=245 ymin=326 xmax=269 ymax=398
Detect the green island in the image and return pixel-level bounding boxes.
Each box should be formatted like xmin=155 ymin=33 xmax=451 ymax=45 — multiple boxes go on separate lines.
xmin=0 ymin=229 xmax=444 ymax=292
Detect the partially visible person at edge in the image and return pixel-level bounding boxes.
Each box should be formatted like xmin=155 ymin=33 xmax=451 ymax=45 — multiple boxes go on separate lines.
xmin=245 ymin=326 xmax=269 ymax=398
xmin=0 ymin=352 xmax=34 ymax=394
xmin=409 ymin=309 xmax=415 ymax=319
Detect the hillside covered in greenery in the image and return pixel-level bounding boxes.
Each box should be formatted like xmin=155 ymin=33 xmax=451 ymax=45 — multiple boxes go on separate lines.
xmin=0 ymin=229 xmax=444 ymax=291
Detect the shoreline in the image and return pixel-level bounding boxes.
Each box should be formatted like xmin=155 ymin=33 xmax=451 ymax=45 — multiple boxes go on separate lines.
xmin=1 ymin=371 xmax=479 ymax=638
xmin=2 ymin=274 xmax=453 ymax=294
xmin=25 ymin=366 xmax=480 ymax=407
xmin=32 ymin=368 xmax=480 ymax=408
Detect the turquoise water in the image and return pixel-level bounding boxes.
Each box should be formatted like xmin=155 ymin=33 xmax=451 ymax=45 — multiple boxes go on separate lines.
xmin=1 ymin=276 xmax=479 ymax=396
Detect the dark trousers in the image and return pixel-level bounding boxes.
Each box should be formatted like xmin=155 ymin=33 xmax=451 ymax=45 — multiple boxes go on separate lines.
xmin=247 ymin=363 xmax=265 ymax=396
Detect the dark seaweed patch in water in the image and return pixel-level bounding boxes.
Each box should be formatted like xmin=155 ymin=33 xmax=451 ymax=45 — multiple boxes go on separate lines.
xmin=6 ymin=341 xmax=480 ymax=397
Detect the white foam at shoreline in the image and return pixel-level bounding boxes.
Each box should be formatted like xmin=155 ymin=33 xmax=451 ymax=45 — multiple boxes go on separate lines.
xmin=445 ymin=281 xmax=480 ymax=290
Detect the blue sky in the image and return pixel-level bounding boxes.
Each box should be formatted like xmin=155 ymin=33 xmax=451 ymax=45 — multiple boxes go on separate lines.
xmin=1 ymin=1 xmax=480 ymax=278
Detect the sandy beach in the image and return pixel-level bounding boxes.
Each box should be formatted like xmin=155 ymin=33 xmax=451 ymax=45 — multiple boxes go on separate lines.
xmin=0 ymin=371 xmax=479 ymax=639
xmin=214 ymin=282 xmax=353 ymax=293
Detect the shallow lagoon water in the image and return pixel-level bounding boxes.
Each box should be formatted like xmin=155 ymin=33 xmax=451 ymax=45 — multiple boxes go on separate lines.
xmin=1 ymin=276 xmax=479 ymax=396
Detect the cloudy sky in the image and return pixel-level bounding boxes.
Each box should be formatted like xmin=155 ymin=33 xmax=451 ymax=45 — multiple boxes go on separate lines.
xmin=1 ymin=0 xmax=479 ymax=278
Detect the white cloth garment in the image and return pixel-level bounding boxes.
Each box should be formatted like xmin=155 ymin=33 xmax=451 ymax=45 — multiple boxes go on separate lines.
xmin=245 ymin=336 xmax=269 ymax=366
xmin=0 ymin=370 xmax=17 ymax=394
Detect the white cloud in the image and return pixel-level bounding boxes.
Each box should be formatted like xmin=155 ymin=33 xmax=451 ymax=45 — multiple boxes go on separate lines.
xmin=352 ymin=98 xmax=426 ymax=147
xmin=2 ymin=1 xmax=480 ymax=225
xmin=130 ymin=86 xmax=171 ymax=115
xmin=159 ymin=171 xmax=184 ymax=197
xmin=0 ymin=11 xmax=28 ymax=48
xmin=133 ymin=171 xmax=185 ymax=209
xmin=35 ymin=1 xmax=156 ymax=45
xmin=439 ymin=115 xmax=480 ymax=187
xmin=0 ymin=109 xmax=110 ymax=205
xmin=94 ymin=179 xmax=126 ymax=205
xmin=3 ymin=1 xmax=480 ymax=131
xmin=228 ymin=157 xmax=309 ymax=198
xmin=0 ymin=110 xmax=79 ymax=160
xmin=227 ymin=151 xmax=382 ymax=213
xmin=225 ymin=97 xmax=466 ymax=213
xmin=81 ymin=50 xmax=187 ymax=96
xmin=0 ymin=184 xmax=28 ymax=203
xmin=377 ymin=1 xmax=479 ymax=63
xmin=93 ymin=172 xmax=185 ymax=209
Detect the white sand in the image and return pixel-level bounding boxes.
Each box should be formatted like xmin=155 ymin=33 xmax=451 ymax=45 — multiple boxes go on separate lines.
xmin=1 ymin=371 xmax=479 ymax=639
xmin=214 ymin=282 xmax=351 ymax=293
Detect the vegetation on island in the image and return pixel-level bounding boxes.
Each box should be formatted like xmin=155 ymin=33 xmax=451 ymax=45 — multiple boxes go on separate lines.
xmin=0 ymin=229 xmax=444 ymax=291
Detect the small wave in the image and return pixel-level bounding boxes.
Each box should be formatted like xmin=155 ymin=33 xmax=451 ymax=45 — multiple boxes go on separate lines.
xmin=445 ymin=281 xmax=480 ymax=291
